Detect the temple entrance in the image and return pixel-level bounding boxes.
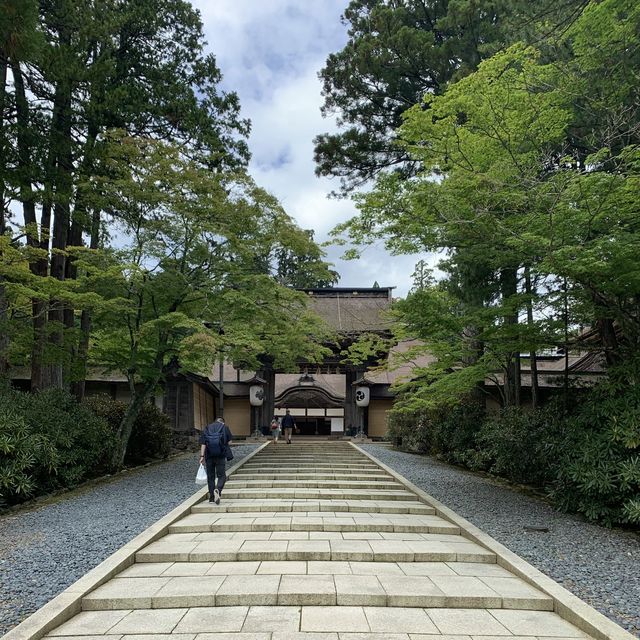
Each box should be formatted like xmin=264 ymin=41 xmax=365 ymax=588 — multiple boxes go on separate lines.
xmin=274 ymin=383 xmax=344 ymax=437
xmin=295 ymin=417 xmax=331 ymax=436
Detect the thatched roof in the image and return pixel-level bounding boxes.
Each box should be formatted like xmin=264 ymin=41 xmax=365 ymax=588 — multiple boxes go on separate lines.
xmin=301 ymin=287 xmax=394 ymax=333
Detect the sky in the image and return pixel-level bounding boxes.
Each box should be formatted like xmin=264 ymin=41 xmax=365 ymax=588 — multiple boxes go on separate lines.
xmin=192 ymin=0 xmax=429 ymax=297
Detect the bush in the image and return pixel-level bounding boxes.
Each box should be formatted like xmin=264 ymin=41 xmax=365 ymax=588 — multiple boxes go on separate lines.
xmin=549 ymin=361 xmax=640 ymax=527
xmin=429 ymin=398 xmax=486 ymax=466
xmin=126 ymin=401 xmax=173 ymax=463
xmin=388 ymin=408 xmax=431 ymax=452
xmin=0 ymin=387 xmax=117 ymax=505
xmin=388 ymin=396 xmax=484 ymax=463
xmin=85 ymin=395 xmax=173 ymax=465
xmin=389 ymin=361 xmax=640 ymax=526
xmin=473 ymin=402 xmax=564 ymax=486
xmin=0 ymin=400 xmax=50 ymax=500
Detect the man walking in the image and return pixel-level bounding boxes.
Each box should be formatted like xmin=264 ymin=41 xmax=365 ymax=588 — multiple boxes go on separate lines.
xmin=281 ymin=409 xmax=296 ymax=444
xmin=199 ymin=417 xmax=233 ymax=504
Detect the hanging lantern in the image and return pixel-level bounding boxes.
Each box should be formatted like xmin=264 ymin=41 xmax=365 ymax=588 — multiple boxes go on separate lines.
xmin=249 ymin=385 xmax=264 ymax=406
xmin=355 ymin=386 xmax=370 ymax=407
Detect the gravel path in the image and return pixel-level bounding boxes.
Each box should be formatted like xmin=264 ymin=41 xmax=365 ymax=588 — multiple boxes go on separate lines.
xmin=361 ymin=444 xmax=640 ymax=637
xmin=0 ymin=444 xmax=258 ymax=636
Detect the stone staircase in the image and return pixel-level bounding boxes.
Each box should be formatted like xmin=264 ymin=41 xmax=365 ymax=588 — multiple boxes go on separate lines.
xmin=45 ymin=442 xmax=595 ymax=639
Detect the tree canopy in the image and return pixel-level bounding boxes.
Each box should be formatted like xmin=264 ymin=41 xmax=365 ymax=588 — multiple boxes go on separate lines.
xmin=332 ymin=0 xmax=640 ymax=410
xmin=314 ymin=0 xmax=590 ymax=195
xmin=0 ymin=0 xmax=338 ymax=466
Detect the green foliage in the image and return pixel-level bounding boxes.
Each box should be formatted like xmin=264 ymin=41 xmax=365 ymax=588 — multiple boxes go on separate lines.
xmin=334 ymin=0 xmax=640 ymax=415
xmin=315 ymin=0 xmax=585 ymax=194
xmin=85 ymin=395 xmax=172 ymax=465
xmin=82 ymin=135 xmax=334 ymax=466
xmin=0 ymin=396 xmax=50 ymax=500
xmin=391 ymin=369 xmax=640 ymax=527
xmin=474 ymin=404 xmax=565 ymax=486
xmin=549 ymin=359 xmax=640 ymax=526
xmin=127 ymin=402 xmax=172 ymax=464
xmin=0 ymin=387 xmax=116 ymax=504
xmin=387 ymin=408 xmax=431 ymax=453
xmin=388 ymin=396 xmax=484 ymax=463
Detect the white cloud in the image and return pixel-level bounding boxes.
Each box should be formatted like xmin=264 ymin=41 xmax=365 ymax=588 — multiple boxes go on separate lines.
xmin=192 ymin=0 xmax=436 ymax=297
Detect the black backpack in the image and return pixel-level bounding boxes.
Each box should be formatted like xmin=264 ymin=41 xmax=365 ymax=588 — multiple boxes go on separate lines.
xmin=204 ymin=422 xmax=226 ymax=457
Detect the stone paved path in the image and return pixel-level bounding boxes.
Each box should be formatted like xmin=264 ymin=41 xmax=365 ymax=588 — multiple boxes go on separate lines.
xmin=43 ymin=442 xmax=598 ymax=639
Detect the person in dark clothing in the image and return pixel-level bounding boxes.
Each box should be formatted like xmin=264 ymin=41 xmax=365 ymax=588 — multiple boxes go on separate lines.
xmin=199 ymin=417 xmax=233 ymax=504
xmin=281 ymin=409 xmax=296 ymax=444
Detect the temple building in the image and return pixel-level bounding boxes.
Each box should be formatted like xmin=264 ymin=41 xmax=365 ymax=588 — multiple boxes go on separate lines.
xmin=10 ymin=286 xmax=604 ymax=441
xmin=204 ymin=287 xmax=399 ymax=439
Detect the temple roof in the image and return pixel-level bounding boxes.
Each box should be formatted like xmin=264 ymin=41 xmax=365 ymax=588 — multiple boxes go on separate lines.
xmin=301 ymin=287 xmax=394 ymax=333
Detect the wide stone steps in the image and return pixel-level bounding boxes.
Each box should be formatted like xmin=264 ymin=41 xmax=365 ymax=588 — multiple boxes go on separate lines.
xmin=41 ymin=442 xmax=599 ymax=640
xmin=239 ymin=465 xmax=381 ymax=473
xmin=81 ymin=570 xmax=552 ymax=611
xmin=48 ymin=605 xmax=593 ymax=638
xmin=220 ymin=488 xmax=420 ymax=501
xmin=230 ymin=472 xmax=393 ymax=481
xmin=190 ymin=499 xmax=435 ymax=514
xmin=255 ymin=447 xmax=368 ymax=462
xmin=135 ymin=534 xmax=495 ymax=563
xmin=224 ymin=479 xmax=402 ymax=489
xmin=255 ymin=456 xmax=366 ymax=460
xmin=168 ymin=513 xmax=459 ymax=534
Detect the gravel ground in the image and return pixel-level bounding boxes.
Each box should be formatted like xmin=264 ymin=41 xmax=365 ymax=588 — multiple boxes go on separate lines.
xmin=0 ymin=444 xmax=258 ymax=636
xmin=361 ymin=444 xmax=640 ymax=637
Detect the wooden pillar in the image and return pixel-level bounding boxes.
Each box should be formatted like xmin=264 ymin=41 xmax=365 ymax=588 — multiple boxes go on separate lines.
xmin=344 ymin=367 xmax=361 ymax=435
xmin=258 ymin=361 xmax=275 ymax=431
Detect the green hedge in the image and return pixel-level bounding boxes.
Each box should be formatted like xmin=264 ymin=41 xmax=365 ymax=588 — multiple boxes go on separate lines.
xmin=0 ymin=388 xmax=175 ymax=506
xmin=0 ymin=387 xmax=117 ymax=504
xmin=389 ymin=363 xmax=640 ymax=527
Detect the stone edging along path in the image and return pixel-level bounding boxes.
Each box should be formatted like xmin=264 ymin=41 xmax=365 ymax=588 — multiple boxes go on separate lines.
xmin=3 ymin=440 xmax=635 ymax=640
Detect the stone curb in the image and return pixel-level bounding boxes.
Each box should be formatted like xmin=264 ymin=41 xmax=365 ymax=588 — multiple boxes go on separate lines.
xmin=1 ymin=441 xmax=270 ymax=640
xmin=352 ymin=442 xmax=635 ymax=640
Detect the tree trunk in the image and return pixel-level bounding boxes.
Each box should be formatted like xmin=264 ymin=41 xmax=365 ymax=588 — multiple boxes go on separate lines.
xmin=0 ymin=52 xmax=9 ymax=375
xmin=563 ymin=277 xmax=570 ymax=409
xmin=458 ymin=260 xmax=488 ymax=404
xmin=72 ymin=207 xmax=101 ymax=401
xmin=595 ymin=315 xmax=619 ymax=367
xmin=113 ymin=330 xmax=169 ymax=467
xmin=44 ymin=54 xmax=74 ymax=390
xmin=258 ymin=356 xmax=275 ymax=429
xmin=500 ymin=267 xmax=520 ymax=407
xmin=524 ymin=266 xmax=539 ymax=410
xmin=112 ymin=378 xmax=158 ymax=468
xmin=11 ymin=59 xmax=47 ymax=389
xmin=65 ymin=127 xmax=99 ymax=392
xmin=13 ymin=59 xmax=54 ymax=390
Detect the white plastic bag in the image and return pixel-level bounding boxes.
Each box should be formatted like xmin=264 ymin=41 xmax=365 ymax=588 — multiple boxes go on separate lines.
xmin=195 ymin=463 xmax=207 ymax=486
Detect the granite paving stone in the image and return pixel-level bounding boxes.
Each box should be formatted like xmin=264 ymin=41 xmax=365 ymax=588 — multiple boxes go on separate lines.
xmin=18 ymin=442 xmax=633 ymax=640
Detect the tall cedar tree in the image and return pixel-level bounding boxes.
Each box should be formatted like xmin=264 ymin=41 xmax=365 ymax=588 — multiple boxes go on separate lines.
xmin=314 ymin=0 xmax=589 ymax=196
xmin=2 ymin=0 xmax=250 ymax=393
xmin=335 ymin=0 xmax=640 ymax=410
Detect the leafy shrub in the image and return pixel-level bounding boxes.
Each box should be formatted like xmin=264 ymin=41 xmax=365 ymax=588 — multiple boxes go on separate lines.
xmin=388 ymin=408 xmax=431 ymax=452
xmin=0 ymin=387 xmax=116 ymax=504
xmin=126 ymin=401 xmax=172 ymax=463
xmin=549 ymin=360 xmax=640 ymax=527
xmin=390 ymin=363 xmax=640 ymax=527
xmin=388 ymin=396 xmax=484 ymax=462
xmin=473 ymin=403 xmax=564 ymax=486
xmin=0 ymin=399 xmax=51 ymax=500
xmin=14 ymin=388 xmax=117 ymax=490
xmin=85 ymin=395 xmax=173 ymax=464
xmin=429 ymin=398 xmax=486 ymax=465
